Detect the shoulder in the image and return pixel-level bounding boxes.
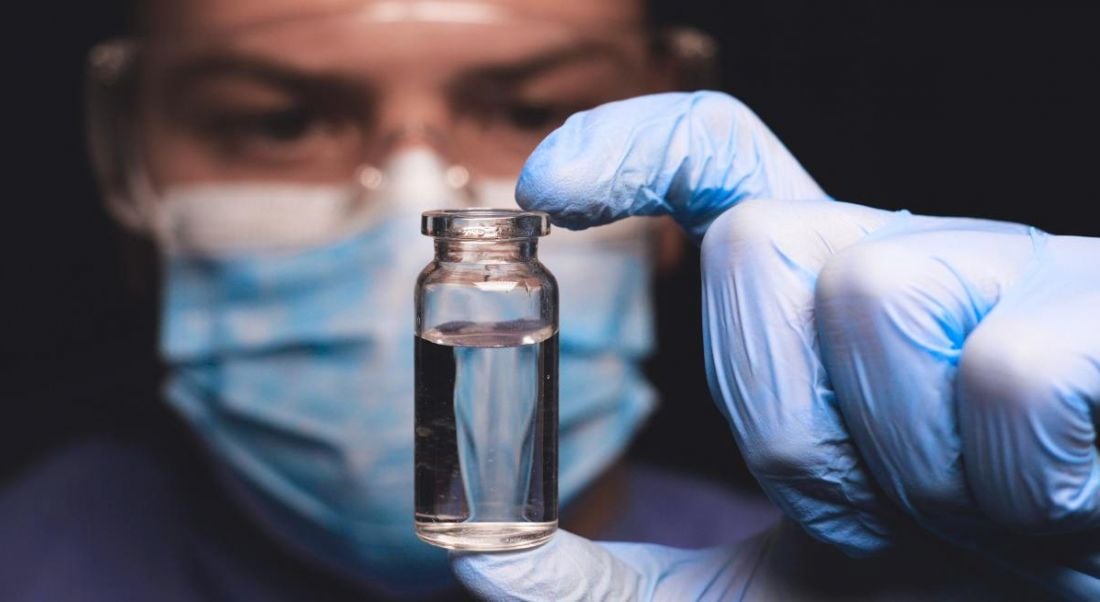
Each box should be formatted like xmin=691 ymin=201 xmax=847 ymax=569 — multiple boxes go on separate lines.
xmin=609 ymin=463 xmax=781 ymax=549
xmin=0 ymin=438 xmax=176 ymax=530
xmin=0 ymin=439 xmax=197 ymax=601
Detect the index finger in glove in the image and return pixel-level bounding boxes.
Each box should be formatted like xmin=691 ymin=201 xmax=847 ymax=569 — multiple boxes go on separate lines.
xmin=515 ymin=91 xmax=826 ymax=242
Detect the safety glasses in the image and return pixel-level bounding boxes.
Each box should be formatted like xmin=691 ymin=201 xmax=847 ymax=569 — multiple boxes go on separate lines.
xmin=87 ymin=1 xmax=717 ymax=240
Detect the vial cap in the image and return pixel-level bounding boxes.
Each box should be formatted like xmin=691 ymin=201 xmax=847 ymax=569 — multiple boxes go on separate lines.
xmin=421 ymin=208 xmax=551 ymax=240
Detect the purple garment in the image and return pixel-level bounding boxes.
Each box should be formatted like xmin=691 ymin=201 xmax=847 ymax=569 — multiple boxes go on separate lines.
xmin=0 ymin=439 xmax=778 ymax=601
xmin=609 ymin=463 xmax=779 ymax=548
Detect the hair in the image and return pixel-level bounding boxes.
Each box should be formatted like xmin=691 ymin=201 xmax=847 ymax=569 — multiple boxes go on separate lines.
xmin=645 ymin=0 xmax=717 ymax=31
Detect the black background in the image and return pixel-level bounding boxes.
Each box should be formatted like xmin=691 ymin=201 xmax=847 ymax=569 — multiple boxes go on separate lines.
xmin=4 ymin=1 xmax=1099 ymax=490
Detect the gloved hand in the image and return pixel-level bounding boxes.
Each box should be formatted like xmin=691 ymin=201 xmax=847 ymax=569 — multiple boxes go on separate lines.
xmin=452 ymin=92 xmax=1100 ymax=600
xmin=454 ymin=519 xmax=1016 ymax=601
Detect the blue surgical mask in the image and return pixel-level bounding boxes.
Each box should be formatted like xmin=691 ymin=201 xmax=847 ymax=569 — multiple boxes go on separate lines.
xmin=158 ymin=150 xmax=657 ymax=596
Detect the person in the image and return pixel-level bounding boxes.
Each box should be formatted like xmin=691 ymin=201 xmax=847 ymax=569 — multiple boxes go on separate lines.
xmin=453 ymin=92 xmax=1100 ymax=599
xmin=1 ymin=1 xmax=779 ymax=601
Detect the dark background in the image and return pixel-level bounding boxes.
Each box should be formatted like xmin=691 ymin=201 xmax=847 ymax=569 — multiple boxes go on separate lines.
xmin=4 ymin=1 xmax=1099 ymax=490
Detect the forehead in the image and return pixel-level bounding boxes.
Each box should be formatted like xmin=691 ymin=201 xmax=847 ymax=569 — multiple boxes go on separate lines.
xmin=137 ymin=0 xmax=655 ymax=93
xmin=143 ymin=0 xmax=646 ymax=36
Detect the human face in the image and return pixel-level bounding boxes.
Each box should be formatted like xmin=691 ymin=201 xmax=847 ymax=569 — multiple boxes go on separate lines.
xmin=133 ymin=0 xmax=668 ymax=194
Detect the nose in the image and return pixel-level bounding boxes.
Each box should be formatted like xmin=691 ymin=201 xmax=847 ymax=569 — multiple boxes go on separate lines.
xmin=370 ymin=88 xmax=454 ymax=159
xmin=357 ymin=87 xmax=472 ymax=195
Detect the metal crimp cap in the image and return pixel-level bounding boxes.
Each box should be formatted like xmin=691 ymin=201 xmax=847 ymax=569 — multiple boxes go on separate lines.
xmin=421 ymin=208 xmax=551 ymax=240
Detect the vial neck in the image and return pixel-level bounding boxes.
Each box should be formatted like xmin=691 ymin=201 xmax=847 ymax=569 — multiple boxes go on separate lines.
xmin=434 ymin=239 xmax=538 ymax=263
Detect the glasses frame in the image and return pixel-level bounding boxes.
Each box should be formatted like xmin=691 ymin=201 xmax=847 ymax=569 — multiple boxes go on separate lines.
xmin=86 ymin=24 xmax=718 ymax=237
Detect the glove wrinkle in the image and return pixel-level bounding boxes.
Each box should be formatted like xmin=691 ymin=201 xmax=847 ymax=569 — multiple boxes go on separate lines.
xmin=465 ymin=91 xmax=1099 ymax=600
xmin=703 ymin=200 xmax=899 ymax=555
xmin=516 ymin=92 xmax=825 ymax=242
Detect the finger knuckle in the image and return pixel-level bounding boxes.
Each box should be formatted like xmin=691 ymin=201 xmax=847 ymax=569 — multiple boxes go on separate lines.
xmin=686 ymin=90 xmax=749 ymax=125
xmin=904 ymin=474 xmax=971 ymax=518
xmin=816 ymin=241 xmax=919 ymax=317
xmin=960 ymin=319 xmax=1099 ymax=530
xmin=701 ymin=198 xmax=796 ymax=257
xmin=959 ymin=319 xmax=1077 ymax=411
xmin=744 ymin=431 xmax=823 ymax=480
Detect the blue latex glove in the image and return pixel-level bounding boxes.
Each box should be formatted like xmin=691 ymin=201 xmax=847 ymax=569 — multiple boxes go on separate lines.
xmin=455 ymin=521 xmax=1013 ymax=600
xmin=452 ymin=92 xmax=1100 ymax=599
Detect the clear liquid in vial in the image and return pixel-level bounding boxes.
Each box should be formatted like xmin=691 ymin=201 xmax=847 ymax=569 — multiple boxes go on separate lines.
xmin=415 ymin=319 xmax=558 ymax=551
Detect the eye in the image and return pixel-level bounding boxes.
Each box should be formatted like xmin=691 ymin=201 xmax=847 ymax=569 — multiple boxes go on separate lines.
xmin=503 ymin=102 xmax=564 ymax=132
xmin=221 ymin=106 xmax=318 ymax=142
xmin=191 ymin=103 xmax=360 ymax=167
xmin=163 ymin=75 xmax=371 ymax=176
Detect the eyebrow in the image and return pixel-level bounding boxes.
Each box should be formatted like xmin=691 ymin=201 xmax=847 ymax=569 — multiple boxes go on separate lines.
xmin=457 ymin=42 xmax=630 ymax=85
xmin=161 ymin=54 xmax=373 ymax=109
xmin=161 ymin=40 xmax=628 ymax=93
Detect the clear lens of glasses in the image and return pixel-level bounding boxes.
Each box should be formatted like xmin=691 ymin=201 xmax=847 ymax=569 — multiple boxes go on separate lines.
xmin=87 ymin=3 xmax=715 ymax=248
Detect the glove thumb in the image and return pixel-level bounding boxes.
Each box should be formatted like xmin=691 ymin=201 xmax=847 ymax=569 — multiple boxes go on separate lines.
xmin=450 ymin=531 xmax=650 ymax=600
xmin=450 ymin=528 xmax=792 ymax=601
xmin=449 ymin=524 xmax=1021 ymax=601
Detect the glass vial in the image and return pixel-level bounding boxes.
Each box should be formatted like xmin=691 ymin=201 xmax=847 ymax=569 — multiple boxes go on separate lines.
xmin=415 ymin=209 xmax=558 ymax=551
